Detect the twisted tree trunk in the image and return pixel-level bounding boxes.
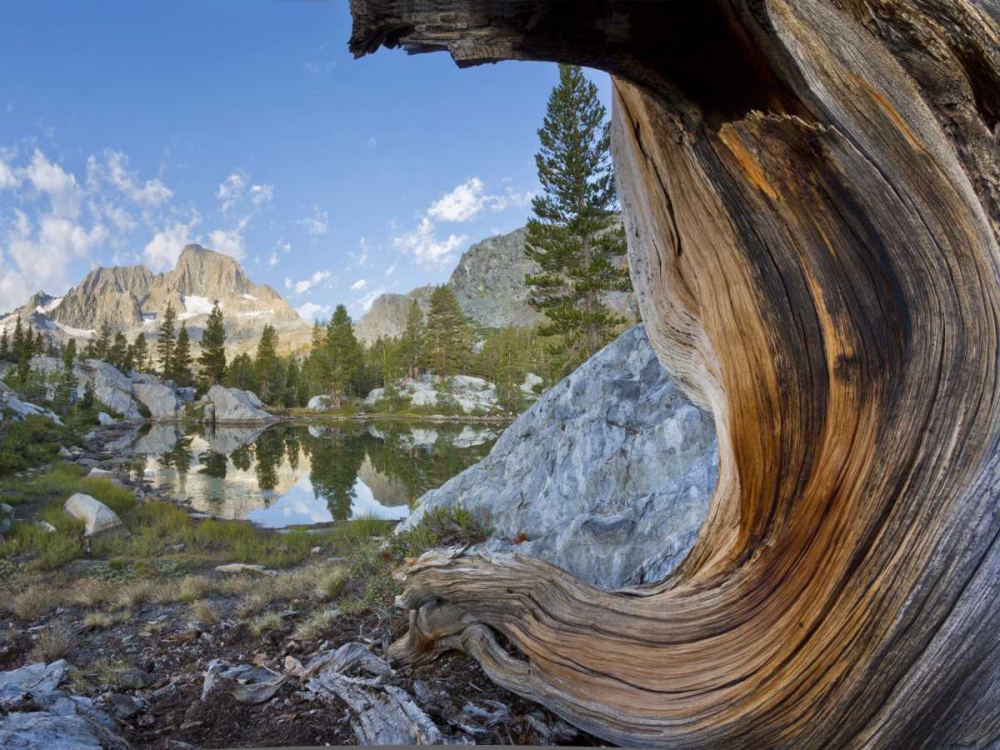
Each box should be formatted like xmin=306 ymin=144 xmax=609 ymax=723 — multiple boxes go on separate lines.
xmin=349 ymin=1 xmax=1000 ymax=746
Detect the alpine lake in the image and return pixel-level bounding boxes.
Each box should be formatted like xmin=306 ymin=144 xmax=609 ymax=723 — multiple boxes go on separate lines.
xmin=116 ymin=421 xmax=501 ymax=529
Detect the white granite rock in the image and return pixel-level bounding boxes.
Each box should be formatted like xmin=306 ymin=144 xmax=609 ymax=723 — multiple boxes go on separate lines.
xmin=401 ymin=325 xmax=718 ymax=588
xmin=64 ymin=493 xmax=127 ymax=537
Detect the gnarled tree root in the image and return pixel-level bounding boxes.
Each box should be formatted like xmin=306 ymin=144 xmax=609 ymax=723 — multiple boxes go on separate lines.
xmin=350 ymin=1 xmax=1000 ymax=747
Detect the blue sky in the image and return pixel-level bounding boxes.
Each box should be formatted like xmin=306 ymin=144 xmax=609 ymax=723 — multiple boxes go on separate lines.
xmin=0 ymin=1 xmax=611 ymax=321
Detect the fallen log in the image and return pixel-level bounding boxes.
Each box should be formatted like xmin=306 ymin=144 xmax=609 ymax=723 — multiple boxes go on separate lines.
xmin=349 ymin=1 xmax=1000 ymax=747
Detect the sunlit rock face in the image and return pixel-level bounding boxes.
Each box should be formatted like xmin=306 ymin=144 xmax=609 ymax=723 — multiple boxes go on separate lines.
xmin=403 ymin=325 xmax=718 ymax=587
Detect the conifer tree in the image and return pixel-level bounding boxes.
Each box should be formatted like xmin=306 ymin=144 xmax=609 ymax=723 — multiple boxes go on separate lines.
xmin=63 ymin=339 xmax=77 ymax=371
xmin=0 ymin=329 xmax=9 ymax=361
xmin=55 ymin=339 xmax=79 ymax=413
xmin=33 ymin=331 xmax=44 ymax=358
xmin=253 ymin=324 xmax=281 ymax=402
xmin=94 ymin=322 xmax=113 ymax=361
xmin=11 ymin=317 xmax=24 ymax=360
xmin=130 ymin=333 xmax=149 ymax=373
xmin=525 ymin=64 xmax=631 ymax=371
xmin=199 ymin=301 xmax=227 ymax=386
xmin=157 ymin=303 xmax=177 ymax=377
xmin=226 ymin=352 xmax=256 ymax=392
xmin=303 ymin=322 xmax=328 ymax=396
xmin=425 ymin=286 xmax=471 ymax=378
xmin=169 ymin=324 xmax=193 ymax=387
xmin=108 ymin=332 xmax=129 ymax=371
xmin=399 ymin=300 xmax=426 ymax=380
xmin=324 ymin=305 xmax=361 ymax=407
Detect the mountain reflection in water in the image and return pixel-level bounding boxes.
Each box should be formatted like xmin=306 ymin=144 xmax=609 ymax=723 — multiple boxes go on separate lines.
xmin=123 ymin=422 xmax=498 ymax=528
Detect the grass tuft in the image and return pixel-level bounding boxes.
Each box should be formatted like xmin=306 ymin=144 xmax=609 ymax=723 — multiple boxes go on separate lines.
xmin=28 ymin=623 xmax=74 ymax=662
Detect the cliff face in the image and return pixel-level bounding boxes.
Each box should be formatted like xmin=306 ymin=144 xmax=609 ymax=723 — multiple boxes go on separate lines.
xmin=2 ymin=245 xmax=312 ymax=355
xmin=351 ymin=1 xmax=1000 ymax=748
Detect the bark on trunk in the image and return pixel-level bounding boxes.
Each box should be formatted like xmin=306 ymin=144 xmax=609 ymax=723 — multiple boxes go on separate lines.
xmin=349 ymin=1 xmax=1000 ymax=746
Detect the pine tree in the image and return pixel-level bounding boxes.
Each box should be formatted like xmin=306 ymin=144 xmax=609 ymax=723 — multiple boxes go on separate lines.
xmin=94 ymin=322 xmax=113 ymax=361
xmin=253 ymin=324 xmax=281 ymax=402
xmin=157 ymin=303 xmax=177 ymax=377
xmin=11 ymin=317 xmax=24 ymax=361
xmin=425 ymin=286 xmax=471 ymax=378
xmin=526 ymin=64 xmax=631 ymax=371
xmin=284 ymin=357 xmax=303 ymax=408
xmin=303 ymin=322 xmax=328 ymax=396
xmin=130 ymin=334 xmax=149 ymax=373
xmin=33 ymin=331 xmax=44 ymax=358
xmin=199 ymin=301 xmax=227 ymax=386
xmin=399 ymin=300 xmax=426 ymax=380
xmin=225 ymin=352 xmax=256 ymax=391
xmin=169 ymin=324 xmax=193 ymax=387
xmin=63 ymin=339 xmax=77 ymax=371
xmin=55 ymin=341 xmax=79 ymax=413
xmin=108 ymin=332 xmax=129 ymax=371
xmin=324 ymin=305 xmax=361 ymax=407
xmin=0 ymin=329 xmax=9 ymax=361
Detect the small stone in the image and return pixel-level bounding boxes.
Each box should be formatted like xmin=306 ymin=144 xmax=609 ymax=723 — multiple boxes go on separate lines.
xmin=117 ymin=668 xmax=153 ymax=691
xmin=97 ymin=412 xmax=116 ymax=426
xmin=108 ymin=692 xmax=143 ymax=718
xmin=38 ymin=520 xmax=57 ymax=533
xmin=214 ymin=563 xmax=267 ymax=574
xmin=310 ymin=546 xmax=322 ymax=554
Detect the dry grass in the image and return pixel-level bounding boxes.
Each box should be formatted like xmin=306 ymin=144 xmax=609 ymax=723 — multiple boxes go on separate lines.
xmin=10 ymin=584 xmax=61 ymax=622
xmin=71 ymin=579 xmax=117 ymax=609
xmin=216 ymin=573 xmax=263 ymax=597
xmin=176 ymin=575 xmax=216 ymax=603
xmin=250 ymin=611 xmax=285 ymax=637
xmin=190 ymin=599 xmax=220 ymax=627
xmin=28 ymin=623 xmax=74 ymax=662
xmin=313 ymin=566 xmax=349 ymax=601
xmin=83 ymin=610 xmax=130 ymax=630
xmin=115 ymin=580 xmax=156 ymax=608
xmin=292 ymin=608 xmax=341 ymax=642
xmin=235 ymin=589 xmax=282 ymax=619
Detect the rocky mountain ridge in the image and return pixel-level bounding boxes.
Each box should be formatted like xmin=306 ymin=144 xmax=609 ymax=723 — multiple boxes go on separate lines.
xmin=354 ymin=223 xmax=635 ymax=345
xmin=0 ymin=245 xmax=313 ymax=356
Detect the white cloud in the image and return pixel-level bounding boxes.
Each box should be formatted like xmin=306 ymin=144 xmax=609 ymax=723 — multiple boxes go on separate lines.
xmin=0 ymin=154 xmax=20 ymax=190
xmin=357 ymin=237 xmax=369 ymax=266
xmin=291 ymin=269 xmax=333 ymax=295
xmin=392 ymin=217 xmax=466 ymax=267
xmin=297 ymin=207 xmax=328 ymax=236
xmin=88 ymin=149 xmax=172 ymax=206
xmin=267 ymin=252 xmax=279 ymax=267
xmin=144 ymin=219 xmax=198 ymax=271
xmin=357 ymin=287 xmax=386 ymax=312
xmin=385 ymin=263 xmax=397 ymax=277
xmin=5 ymin=211 xmax=107 ymax=295
xmin=217 ymin=173 xmax=246 ymax=213
xmin=367 ymin=136 xmax=377 ymax=149
xmin=249 ymin=184 xmax=274 ymax=206
xmin=428 ymin=177 xmax=486 ymax=223
xmin=22 ymin=149 xmax=83 ymax=218
xmin=276 ymin=240 xmax=291 ymax=253
xmin=350 ymin=279 xmax=367 ymax=291
xmin=0 ymin=266 xmax=29 ymax=312
xmin=208 ymin=227 xmax=246 ymax=260
xmin=297 ymin=301 xmax=330 ymax=321
xmin=490 ymin=185 xmax=535 ymax=212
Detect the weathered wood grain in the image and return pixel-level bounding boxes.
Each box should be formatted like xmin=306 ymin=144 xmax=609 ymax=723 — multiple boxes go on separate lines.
xmin=349 ymin=1 xmax=1000 ymax=746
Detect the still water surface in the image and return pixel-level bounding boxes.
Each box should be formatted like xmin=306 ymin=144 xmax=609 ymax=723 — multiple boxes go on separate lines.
xmin=123 ymin=422 xmax=499 ymax=528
